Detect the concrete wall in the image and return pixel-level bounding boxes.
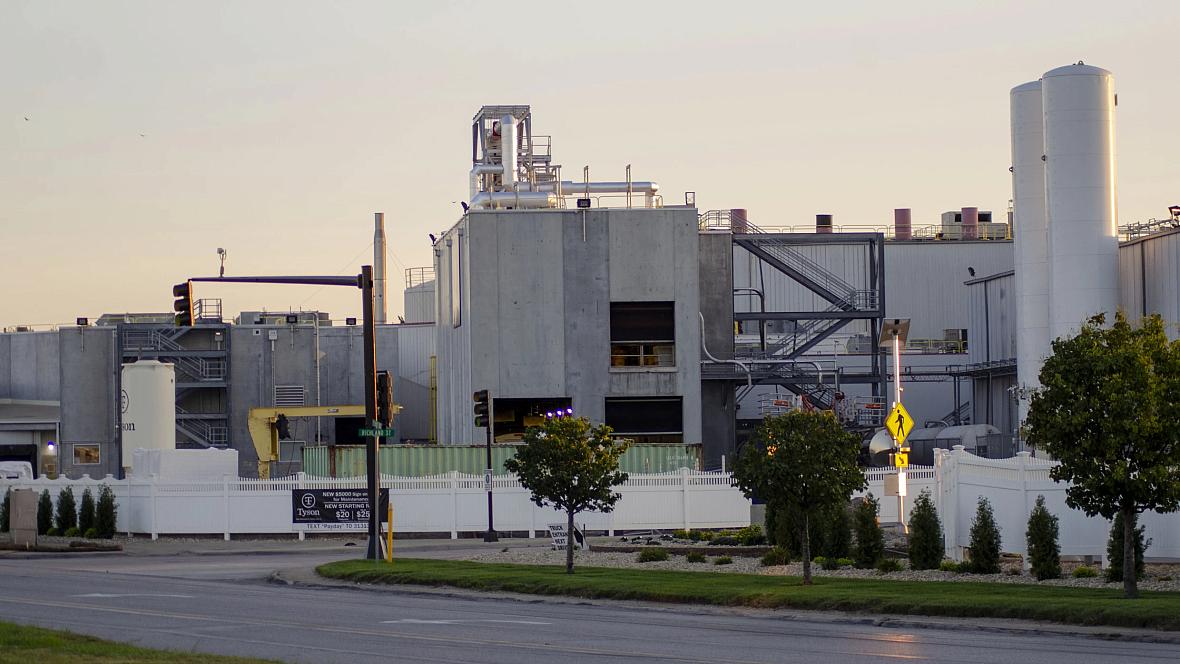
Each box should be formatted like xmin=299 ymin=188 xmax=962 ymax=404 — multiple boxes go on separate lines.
xmin=698 ymin=232 xmax=736 ymax=468
xmin=0 ymin=331 xmax=60 ymax=401
xmin=436 ymin=207 xmax=702 ymax=445
xmin=57 ymin=327 xmax=120 ymax=478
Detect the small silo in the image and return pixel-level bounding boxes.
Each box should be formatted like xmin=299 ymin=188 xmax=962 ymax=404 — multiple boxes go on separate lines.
xmin=1041 ymin=63 xmax=1119 ymax=341
xmin=1010 ymin=79 xmax=1049 ymax=422
xmin=120 ymin=360 xmax=176 ymax=474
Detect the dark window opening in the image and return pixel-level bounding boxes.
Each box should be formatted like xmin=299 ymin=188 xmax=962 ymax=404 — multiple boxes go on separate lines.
xmin=605 ymin=397 xmax=683 ymax=444
xmin=492 ymin=397 xmax=572 ymax=443
xmin=610 ymin=302 xmax=675 ymax=368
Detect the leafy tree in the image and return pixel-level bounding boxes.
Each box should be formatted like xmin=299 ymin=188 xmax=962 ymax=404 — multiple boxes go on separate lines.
xmin=968 ymin=497 xmax=1002 ymax=574
xmin=78 ymin=488 xmax=96 ymax=535
xmin=1026 ymin=313 xmax=1180 ymax=598
xmin=852 ymin=494 xmax=884 ymax=569
xmin=1026 ymin=495 xmax=1061 ymax=580
xmin=907 ymin=489 xmax=943 ymax=570
xmin=505 ymin=416 xmax=629 ymax=574
xmin=55 ymin=486 xmax=77 ymax=532
xmin=37 ymin=489 xmax=52 ymax=535
xmin=1105 ymin=511 xmax=1148 ymax=583
xmin=732 ymin=411 xmax=865 ymax=584
xmin=766 ymin=500 xmax=851 ymax=560
xmin=96 ymin=485 xmax=118 ymax=539
xmin=0 ymin=488 xmax=9 ymax=532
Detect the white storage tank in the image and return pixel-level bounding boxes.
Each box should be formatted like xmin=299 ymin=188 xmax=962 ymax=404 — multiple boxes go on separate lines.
xmin=120 ymin=360 xmax=176 ymax=474
xmin=1010 ymin=79 xmax=1049 ymax=423
xmin=1042 ymin=63 xmax=1119 ymax=341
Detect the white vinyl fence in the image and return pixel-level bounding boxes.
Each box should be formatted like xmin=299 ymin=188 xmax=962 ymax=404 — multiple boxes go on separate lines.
xmin=1 ymin=469 xmax=751 ymax=540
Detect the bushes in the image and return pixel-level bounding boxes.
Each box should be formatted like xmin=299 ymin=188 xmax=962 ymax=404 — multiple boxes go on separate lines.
xmin=767 ymin=501 xmax=852 ymax=561
xmin=736 ymin=525 xmax=766 ymax=546
xmin=939 ymin=559 xmax=966 ymax=573
xmin=37 ymin=489 xmax=52 ymax=535
xmin=968 ymin=497 xmax=1002 ymax=574
xmin=876 ymin=558 xmax=903 ymax=574
xmin=0 ymin=488 xmax=9 ymax=532
xmin=710 ymin=536 xmax=740 ymax=546
xmin=1026 ymin=495 xmax=1061 ymax=580
xmin=672 ymin=529 xmax=690 ymax=540
xmin=760 ymin=546 xmax=789 ymax=567
xmin=713 ymin=556 xmax=733 ymax=565
xmin=637 ymin=548 xmax=669 ymax=563
xmin=55 ymin=487 xmax=77 ymax=533
xmin=686 ymin=551 xmax=707 ymax=564
xmin=1105 ymin=512 xmax=1149 ymax=583
xmin=907 ymin=489 xmax=943 ymax=570
xmin=78 ymin=488 xmax=96 ymax=535
xmin=84 ymin=527 xmax=99 ymax=539
xmin=63 ymin=527 xmax=80 ymax=538
xmin=852 ymin=494 xmax=884 ymax=569
xmin=96 ymin=485 xmax=117 ymax=538
xmin=1073 ymin=565 xmax=1099 ymax=578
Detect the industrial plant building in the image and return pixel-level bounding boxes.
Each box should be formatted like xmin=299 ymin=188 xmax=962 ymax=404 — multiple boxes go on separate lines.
xmin=3 ymin=64 xmax=1179 ymax=480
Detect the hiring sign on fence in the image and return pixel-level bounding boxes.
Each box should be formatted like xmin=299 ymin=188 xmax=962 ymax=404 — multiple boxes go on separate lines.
xmin=292 ymin=488 xmax=388 ymax=531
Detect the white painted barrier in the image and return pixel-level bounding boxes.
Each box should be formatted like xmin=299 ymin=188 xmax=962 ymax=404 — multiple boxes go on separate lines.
xmin=1 ymin=468 xmax=752 ymax=540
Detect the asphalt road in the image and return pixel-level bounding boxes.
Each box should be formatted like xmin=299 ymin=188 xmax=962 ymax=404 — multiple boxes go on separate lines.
xmin=0 ymin=547 xmax=1178 ymax=664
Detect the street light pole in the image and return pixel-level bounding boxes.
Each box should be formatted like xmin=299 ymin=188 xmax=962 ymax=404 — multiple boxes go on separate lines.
xmin=360 ymin=265 xmax=382 ymax=560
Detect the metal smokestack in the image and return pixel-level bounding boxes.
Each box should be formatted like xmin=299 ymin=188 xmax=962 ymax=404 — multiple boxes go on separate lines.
xmin=374 ymin=212 xmax=387 ymax=324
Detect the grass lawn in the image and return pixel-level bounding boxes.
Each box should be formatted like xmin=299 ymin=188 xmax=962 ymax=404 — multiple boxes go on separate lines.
xmin=0 ymin=620 xmax=277 ymax=664
xmin=318 ymin=558 xmax=1180 ymax=631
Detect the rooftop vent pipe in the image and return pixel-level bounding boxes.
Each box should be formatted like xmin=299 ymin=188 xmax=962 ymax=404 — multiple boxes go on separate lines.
xmin=894 ymin=208 xmax=912 ymax=240
xmin=961 ymin=207 xmax=979 ymax=240
xmin=731 ymin=208 xmax=748 ymax=233
xmin=816 ymin=214 xmax=833 ymax=234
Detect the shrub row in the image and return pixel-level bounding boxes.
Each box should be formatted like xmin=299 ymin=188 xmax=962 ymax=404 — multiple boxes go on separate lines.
xmin=15 ymin=486 xmax=118 ymax=538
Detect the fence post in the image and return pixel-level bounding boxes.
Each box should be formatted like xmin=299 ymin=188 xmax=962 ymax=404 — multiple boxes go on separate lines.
xmin=296 ymin=472 xmax=306 ymax=541
xmin=681 ymin=467 xmax=690 ymax=530
xmin=149 ymin=474 xmax=159 ymax=541
xmin=948 ymin=446 xmax=966 ymax=561
xmin=1017 ymin=452 xmax=1031 ymax=570
xmin=450 ymin=470 xmax=459 ymax=539
xmin=222 ymin=475 xmax=231 ymax=541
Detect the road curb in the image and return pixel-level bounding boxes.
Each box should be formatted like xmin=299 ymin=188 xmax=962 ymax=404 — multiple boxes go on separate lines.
xmin=271 ymin=568 xmax=1180 ymax=645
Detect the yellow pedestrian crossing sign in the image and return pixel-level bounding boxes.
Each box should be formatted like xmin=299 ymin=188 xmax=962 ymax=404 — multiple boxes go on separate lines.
xmin=893 ymin=452 xmax=909 ymax=468
xmin=884 ymin=403 xmax=914 ymax=446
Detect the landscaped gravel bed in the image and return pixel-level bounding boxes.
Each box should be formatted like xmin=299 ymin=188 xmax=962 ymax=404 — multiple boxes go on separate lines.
xmin=469 ymin=545 xmax=1180 ymax=592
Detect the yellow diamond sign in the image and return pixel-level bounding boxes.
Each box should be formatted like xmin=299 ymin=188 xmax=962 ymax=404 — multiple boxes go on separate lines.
xmin=884 ymin=402 xmax=914 ymax=447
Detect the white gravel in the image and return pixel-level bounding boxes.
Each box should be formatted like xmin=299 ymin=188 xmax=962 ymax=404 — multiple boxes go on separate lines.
xmin=470 ymin=545 xmax=1180 ymax=592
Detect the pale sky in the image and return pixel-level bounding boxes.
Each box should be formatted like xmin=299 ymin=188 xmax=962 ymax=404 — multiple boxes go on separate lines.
xmin=3 ymin=1 xmax=1178 ymax=328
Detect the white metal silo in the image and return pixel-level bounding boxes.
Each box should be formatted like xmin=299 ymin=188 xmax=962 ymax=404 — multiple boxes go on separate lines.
xmin=1010 ymin=79 xmax=1049 ymax=423
xmin=1042 ymin=63 xmax=1119 ymax=341
xmin=120 ymin=360 xmax=176 ymax=473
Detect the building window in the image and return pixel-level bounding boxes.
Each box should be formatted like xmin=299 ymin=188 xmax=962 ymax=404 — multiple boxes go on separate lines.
xmin=605 ymin=397 xmax=683 ymax=444
xmin=72 ymin=444 xmax=101 ymax=465
xmin=491 ymin=397 xmax=572 ymax=443
xmin=610 ymin=302 xmax=675 ymax=368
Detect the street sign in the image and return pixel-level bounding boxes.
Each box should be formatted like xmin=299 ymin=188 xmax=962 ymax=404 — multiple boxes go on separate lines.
xmin=292 ymin=488 xmax=389 ymax=531
xmin=893 ymin=452 xmax=909 ymax=469
xmin=884 ymin=402 xmax=914 ymax=446
xmin=484 ymin=468 xmax=493 ymax=491
xmin=359 ymin=427 xmax=395 ymax=437
xmin=547 ymin=522 xmax=587 ymax=550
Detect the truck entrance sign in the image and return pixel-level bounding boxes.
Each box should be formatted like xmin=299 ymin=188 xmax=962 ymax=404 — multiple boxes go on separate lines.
xmin=292 ymin=488 xmax=388 ymax=531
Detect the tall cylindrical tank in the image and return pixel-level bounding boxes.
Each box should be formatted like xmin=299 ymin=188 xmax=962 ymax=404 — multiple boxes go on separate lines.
xmin=893 ymin=208 xmax=912 ymax=240
xmin=816 ymin=214 xmax=833 ymax=234
xmin=961 ymin=207 xmax=979 ymax=240
xmin=120 ymin=360 xmax=176 ymax=473
xmin=1042 ymin=63 xmax=1119 ymax=341
xmin=1010 ymin=80 xmax=1050 ymax=425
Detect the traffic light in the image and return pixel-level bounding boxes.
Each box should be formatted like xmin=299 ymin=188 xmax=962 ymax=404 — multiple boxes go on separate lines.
xmin=377 ymin=370 xmax=394 ymax=427
xmin=275 ymin=414 xmax=291 ymax=440
xmin=473 ymin=389 xmax=489 ymax=428
xmin=172 ymin=281 xmax=194 ymax=327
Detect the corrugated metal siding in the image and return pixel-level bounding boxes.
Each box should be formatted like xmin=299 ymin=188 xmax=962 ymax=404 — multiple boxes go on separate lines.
xmin=403 ymin=281 xmax=435 ymax=323
xmin=303 ymin=443 xmax=702 ymax=477
xmin=967 ymin=272 xmax=1016 ymax=364
xmin=1119 ymin=231 xmax=1180 ymax=338
xmin=395 ymin=323 xmax=435 ymax=441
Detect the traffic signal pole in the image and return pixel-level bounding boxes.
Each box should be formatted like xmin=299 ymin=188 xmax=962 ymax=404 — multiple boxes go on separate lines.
xmin=184 ymin=269 xmax=384 ymax=559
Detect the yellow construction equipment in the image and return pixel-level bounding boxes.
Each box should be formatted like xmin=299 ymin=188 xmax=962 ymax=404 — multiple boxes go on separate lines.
xmin=248 ymin=405 xmax=368 ymax=479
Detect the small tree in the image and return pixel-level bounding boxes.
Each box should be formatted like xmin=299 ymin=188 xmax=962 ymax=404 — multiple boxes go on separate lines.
xmin=1 ymin=488 xmax=9 ymax=532
xmin=55 ymin=486 xmax=77 ymax=532
xmin=37 ymin=489 xmax=53 ymax=535
xmin=766 ymin=501 xmax=851 ymax=561
xmin=968 ymin=497 xmax=1002 ymax=574
xmin=732 ymin=411 xmax=866 ymax=584
xmin=907 ymin=489 xmax=943 ymax=570
xmin=1026 ymin=495 xmax=1061 ymax=580
xmin=1105 ymin=511 xmax=1148 ymax=583
xmin=505 ymin=416 xmax=629 ymax=574
xmin=78 ymin=488 xmax=96 ymax=535
xmin=1026 ymin=313 xmax=1180 ymax=599
xmin=852 ymin=494 xmax=884 ymax=569
xmin=96 ymin=485 xmax=117 ymax=539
